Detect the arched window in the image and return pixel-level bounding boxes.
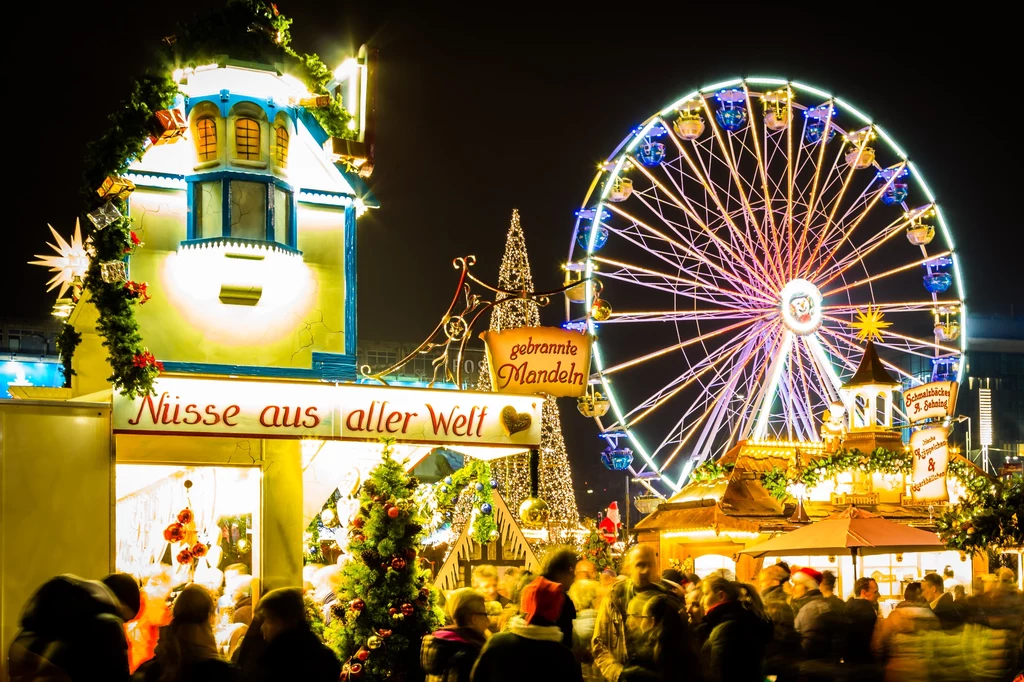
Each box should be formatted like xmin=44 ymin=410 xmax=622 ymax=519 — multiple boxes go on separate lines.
xmin=196 ymin=117 xmax=217 ymax=161
xmin=235 ymin=118 xmax=261 ymax=161
xmin=274 ymin=126 xmax=289 ymax=168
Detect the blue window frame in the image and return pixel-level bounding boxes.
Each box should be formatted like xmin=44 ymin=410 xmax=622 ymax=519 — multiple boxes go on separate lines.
xmin=185 ymin=171 xmax=299 ymax=252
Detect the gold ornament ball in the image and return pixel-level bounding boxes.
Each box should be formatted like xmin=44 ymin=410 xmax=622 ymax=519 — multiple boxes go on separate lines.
xmin=590 ymin=299 xmax=612 ymax=322
xmin=321 ymin=507 xmax=339 ymax=528
xmin=518 ymin=497 xmax=550 ymax=529
xmin=367 ymin=635 xmax=383 ymax=650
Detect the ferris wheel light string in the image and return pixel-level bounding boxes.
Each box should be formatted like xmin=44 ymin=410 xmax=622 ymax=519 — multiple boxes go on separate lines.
xmin=820 ymin=313 xmax=959 ymax=356
xmin=813 ymin=212 xmax=921 ymax=288
xmin=821 ymin=249 xmax=951 ymax=299
xmin=753 ymin=330 xmax=795 ymax=440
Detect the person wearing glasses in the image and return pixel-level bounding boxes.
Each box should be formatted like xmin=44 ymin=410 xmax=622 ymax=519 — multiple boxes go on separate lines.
xmin=421 ymin=588 xmax=491 ymax=682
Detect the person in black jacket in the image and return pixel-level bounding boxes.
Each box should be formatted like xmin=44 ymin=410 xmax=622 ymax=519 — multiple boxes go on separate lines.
xmin=7 ymin=573 xmax=141 ymax=682
xmin=541 ymin=547 xmax=579 ymax=648
xmin=699 ymin=576 xmax=773 ymax=682
xmin=421 ymin=588 xmax=490 ymax=682
xmin=470 ymin=576 xmax=582 ymax=682
xmin=620 ymin=593 xmax=702 ymax=682
xmin=133 ymin=584 xmax=242 ymax=682
xmin=844 ymin=577 xmax=881 ymax=682
xmin=251 ymin=588 xmax=340 ymax=682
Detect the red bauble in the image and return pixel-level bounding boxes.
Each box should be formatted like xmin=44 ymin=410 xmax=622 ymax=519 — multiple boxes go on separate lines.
xmin=353 ymin=534 xmax=365 ymax=544
xmin=350 ymin=598 xmax=365 ymax=612
xmin=391 ymin=557 xmax=406 ymax=570
xmin=352 ymin=517 xmax=365 ymax=529
xmin=378 ymin=628 xmax=393 ymax=638
xmin=349 ymin=662 xmax=363 ymax=677
xmin=372 ymin=495 xmax=383 ymax=503
xmin=356 ymin=649 xmax=369 ymax=662
xmin=401 ymin=602 xmax=414 ymax=616
xmin=387 ymin=506 xmax=400 ymax=519
xmin=388 ymin=607 xmax=398 ymax=615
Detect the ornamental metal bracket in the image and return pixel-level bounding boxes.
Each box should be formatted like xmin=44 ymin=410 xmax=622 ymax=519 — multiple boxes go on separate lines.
xmin=359 ymin=255 xmax=599 ymax=389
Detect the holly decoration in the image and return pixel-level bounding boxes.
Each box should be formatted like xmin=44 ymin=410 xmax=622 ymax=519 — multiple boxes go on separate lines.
xmin=432 ymin=459 xmax=497 ymax=544
xmin=324 ymin=439 xmax=443 ymax=678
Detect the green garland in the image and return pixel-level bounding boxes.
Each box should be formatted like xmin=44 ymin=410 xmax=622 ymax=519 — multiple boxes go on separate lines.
xmin=581 ymin=526 xmax=616 ymax=572
xmin=74 ymin=0 xmax=355 ymax=397
xmin=435 ymin=459 xmax=497 ymax=544
xmin=689 ymin=461 xmax=735 ymax=484
xmin=55 ymin=324 xmax=82 ymax=388
xmin=759 ymin=447 xmax=913 ymax=502
xmin=936 ymin=475 xmax=1022 ymax=554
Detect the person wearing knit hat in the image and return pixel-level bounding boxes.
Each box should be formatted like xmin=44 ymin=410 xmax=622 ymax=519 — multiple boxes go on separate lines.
xmin=470 ymin=577 xmax=583 ymax=682
xmin=790 ymin=567 xmax=822 ymax=596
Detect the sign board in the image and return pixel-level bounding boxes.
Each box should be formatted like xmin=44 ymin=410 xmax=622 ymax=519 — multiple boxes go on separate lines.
xmin=910 ymin=425 xmax=950 ymax=503
xmin=480 ymin=327 xmax=591 ymax=397
xmin=903 ymin=381 xmax=958 ymax=423
xmin=113 ymin=377 xmax=542 ymax=448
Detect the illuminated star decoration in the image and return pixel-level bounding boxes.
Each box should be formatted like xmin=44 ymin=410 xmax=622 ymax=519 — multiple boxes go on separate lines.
xmin=851 ymin=305 xmax=892 ymax=343
xmin=28 ymin=220 xmax=91 ymax=299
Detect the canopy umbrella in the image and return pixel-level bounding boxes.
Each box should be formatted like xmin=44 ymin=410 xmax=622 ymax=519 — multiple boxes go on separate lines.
xmin=739 ymin=506 xmax=946 ymax=579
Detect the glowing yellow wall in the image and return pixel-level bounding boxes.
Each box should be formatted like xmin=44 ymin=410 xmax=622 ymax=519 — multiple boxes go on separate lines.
xmin=127 ymin=188 xmax=347 ymax=368
xmin=0 ymin=401 xmax=112 ymax=662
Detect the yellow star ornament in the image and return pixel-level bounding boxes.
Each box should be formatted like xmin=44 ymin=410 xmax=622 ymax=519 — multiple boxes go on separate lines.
xmin=851 ymin=306 xmax=891 ymax=343
xmin=28 ymin=220 xmax=91 ymax=299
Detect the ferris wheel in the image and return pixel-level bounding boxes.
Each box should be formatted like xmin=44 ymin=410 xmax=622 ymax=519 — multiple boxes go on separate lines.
xmin=565 ymin=77 xmax=966 ymax=497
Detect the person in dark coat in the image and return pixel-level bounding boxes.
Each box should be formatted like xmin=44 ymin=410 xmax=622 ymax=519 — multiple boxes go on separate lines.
xmin=133 ymin=584 xmax=242 ymax=682
xmin=699 ymin=576 xmax=773 ymax=682
xmin=790 ymin=568 xmax=843 ymax=681
xmin=757 ymin=564 xmax=790 ymax=608
xmin=620 ymin=593 xmax=701 ymax=682
xmin=844 ymin=577 xmax=881 ymax=682
xmin=250 ymin=588 xmax=340 ymax=682
xmin=763 ymin=600 xmax=801 ymax=682
xmin=541 ymin=547 xmax=579 ymax=648
xmin=819 ymin=571 xmax=846 ymax=615
xmin=470 ymin=576 xmax=582 ymax=682
xmin=421 ymin=588 xmax=490 ymax=682
xmin=7 ymin=573 xmax=141 ymax=682
xmin=922 ymin=572 xmax=964 ymax=630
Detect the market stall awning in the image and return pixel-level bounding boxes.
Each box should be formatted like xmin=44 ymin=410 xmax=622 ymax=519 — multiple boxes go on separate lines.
xmin=739 ymin=506 xmax=945 ymax=558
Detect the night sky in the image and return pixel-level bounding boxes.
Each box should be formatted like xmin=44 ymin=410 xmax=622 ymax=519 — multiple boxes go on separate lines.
xmin=7 ymin=5 xmax=1018 ymax=517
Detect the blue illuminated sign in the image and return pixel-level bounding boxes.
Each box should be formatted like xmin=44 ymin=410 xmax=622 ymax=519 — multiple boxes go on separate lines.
xmin=1 ymin=360 xmax=65 ymax=398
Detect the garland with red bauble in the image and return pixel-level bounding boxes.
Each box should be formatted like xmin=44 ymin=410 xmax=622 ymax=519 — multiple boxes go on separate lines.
xmin=324 ymin=439 xmax=444 ymax=680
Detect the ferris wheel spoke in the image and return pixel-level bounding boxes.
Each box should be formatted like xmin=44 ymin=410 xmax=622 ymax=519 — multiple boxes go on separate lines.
xmin=821 ymin=300 xmax=958 ymax=316
xmin=814 ymin=209 xmax=927 ymax=288
xmin=627 ymin=159 xmax=775 ymax=291
xmin=619 ymin=331 xmax=756 ymax=429
xmin=659 ymin=119 xmax=781 ymax=288
xmin=603 ymin=308 xmax=776 ymax=323
xmin=599 ymin=313 xmax=770 ymax=376
xmin=725 ymin=334 xmax=777 ymax=446
xmin=808 ymin=161 xmax=909 ymax=280
xmin=595 ymin=269 xmax=748 ymax=308
xmin=605 ymin=203 xmax=765 ymax=299
xmin=797 ymin=336 xmax=839 ymax=407
xmin=791 ymin=336 xmax=820 ymax=439
xmin=592 ymin=256 xmax=775 ymax=306
xmin=742 ymin=85 xmax=789 ymax=281
xmin=822 ymin=315 xmax=960 ymax=357
xmin=792 ymin=100 xmax=837 ymax=281
xmin=745 ymin=329 xmax=795 ymax=440
xmin=820 ymin=250 xmax=951 ymax=299
xmin=816 ymin=327 xmax=928 ymax=386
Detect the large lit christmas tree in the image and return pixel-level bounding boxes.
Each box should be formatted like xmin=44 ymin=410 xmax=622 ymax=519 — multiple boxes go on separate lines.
xmin=480 ymin=209 xmax=580 ymax=539
xmin=324 ymin=440 xmax=443 ymax=681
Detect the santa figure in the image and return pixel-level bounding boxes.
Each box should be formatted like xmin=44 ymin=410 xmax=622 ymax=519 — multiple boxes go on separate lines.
xmin=598 ymin=501 xmax=622 ymax=543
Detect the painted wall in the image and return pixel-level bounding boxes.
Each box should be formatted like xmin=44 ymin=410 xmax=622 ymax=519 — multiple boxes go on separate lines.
xmin=0 ymin=401 xmax=112 ymax=663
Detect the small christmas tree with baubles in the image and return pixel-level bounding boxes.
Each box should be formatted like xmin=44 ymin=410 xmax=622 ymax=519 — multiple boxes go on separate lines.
xmin=325 ymin=439 xmax=444 ymax=681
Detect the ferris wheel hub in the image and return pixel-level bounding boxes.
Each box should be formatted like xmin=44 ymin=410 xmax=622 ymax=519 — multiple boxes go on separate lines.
xmin=779 ymin=279 xmax=823 ymax=336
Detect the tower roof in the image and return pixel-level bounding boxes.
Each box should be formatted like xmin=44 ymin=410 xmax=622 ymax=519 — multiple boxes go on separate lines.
xmin=843 ymin=340 xmax=899 ymax=388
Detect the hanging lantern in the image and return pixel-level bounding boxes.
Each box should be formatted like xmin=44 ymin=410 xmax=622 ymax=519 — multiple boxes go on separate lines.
xmin=607 ymin=176 xmax=633 ymax=202
xmin=590 ymin=298 xmax=612 ymax=322
xmin=714 ymin=89 xmax=747 ymax=132
xmin=635 ymin=140 xmax=665 ymax=166
xmin=518 ymin=497 xmax=550 ymax=529
xmin=601 ymin=445 xmax=634 ymax=471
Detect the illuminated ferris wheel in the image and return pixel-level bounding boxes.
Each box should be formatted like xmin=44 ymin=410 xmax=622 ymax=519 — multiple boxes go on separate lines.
xmin=565 ymin=78 xmax=966 ymax=497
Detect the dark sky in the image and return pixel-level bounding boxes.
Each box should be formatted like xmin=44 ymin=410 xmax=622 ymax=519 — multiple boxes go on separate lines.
xmin=7 ymin=4 xmax=1018 ymax=517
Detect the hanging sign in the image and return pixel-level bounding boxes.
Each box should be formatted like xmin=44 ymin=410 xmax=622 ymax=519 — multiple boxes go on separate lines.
xmin=113 ymin=377 xmax=542 ymax=448
xmin=903 ymin=381 xmax=958 ymax=423
xmin=909 ymin=425 xmax=950 ymax=503
xmin=480 ymin=326 xmax=592 ymax=398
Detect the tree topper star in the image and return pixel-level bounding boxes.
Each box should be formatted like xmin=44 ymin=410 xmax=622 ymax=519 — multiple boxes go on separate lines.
xmin=28 ymin=220 xmax=91 ymax=299
xmin=851 ymin=306 xmax=891 ymax=343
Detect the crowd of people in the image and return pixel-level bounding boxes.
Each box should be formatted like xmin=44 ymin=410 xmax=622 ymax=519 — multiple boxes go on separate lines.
xmin=6 ymin=549 xmax=1024 ymax=682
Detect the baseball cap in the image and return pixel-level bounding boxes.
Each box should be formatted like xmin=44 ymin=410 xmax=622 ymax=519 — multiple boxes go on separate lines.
xmin=520 ymin=576 xmax=564 ymax=624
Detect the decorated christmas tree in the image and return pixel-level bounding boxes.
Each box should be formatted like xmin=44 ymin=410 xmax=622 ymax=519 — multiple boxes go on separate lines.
xmin=481 ymin=209 xmax=580 ymax=539
xmin=324 ymin=440 xmax=443 ymax=681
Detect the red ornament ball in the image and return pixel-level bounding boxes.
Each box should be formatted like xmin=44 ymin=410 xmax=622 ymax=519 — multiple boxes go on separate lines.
xmin=353 ymin=534 xmax=366 ymax=544
xmin=351 ymin=517 xmax=365 ymax=529
xmin=356 ymin=649 xmax=369 ymax=662
xmin=349 ymin=662 xmax=363 ymax=677
xmin=378 ymin=628 xmax=393 ymax=638
xmin=391 ymin=557 xmax=406 ymax=570
xmin=350 ymin=598 xmax=365 ymax=612
xmin=372 ymin=495 xmax=383 ymax=503
xmin=388 ymin=607 xmax=398 ymax=615
xmin=387 ymin=506 xmax=400 ymax=519
xmin=401 ymin=602 xmax=415 ymax=617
